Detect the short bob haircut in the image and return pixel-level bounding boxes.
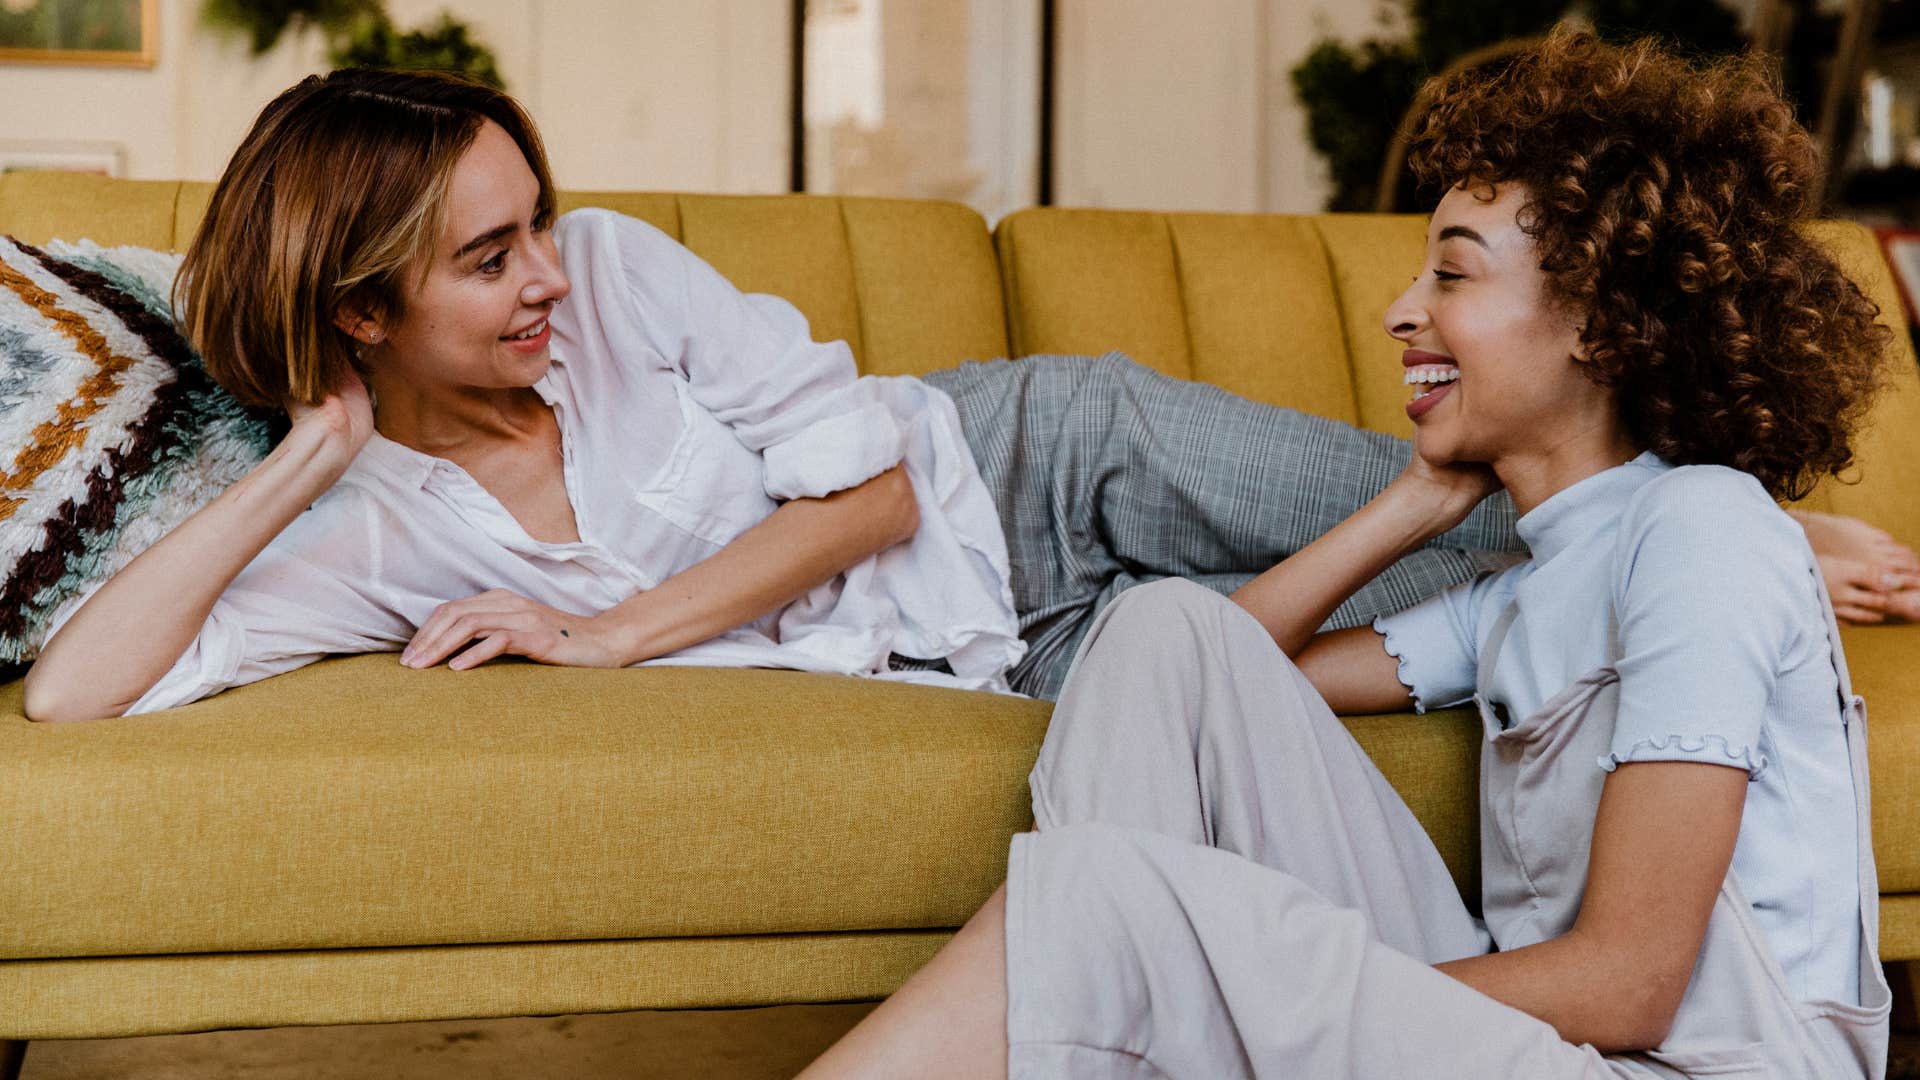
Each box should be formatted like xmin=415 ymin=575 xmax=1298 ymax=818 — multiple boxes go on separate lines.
xmin=1409 ymin=31 xmax=1890 ymax=500
xmin=177 ymin=68 xmax=557 ymax=408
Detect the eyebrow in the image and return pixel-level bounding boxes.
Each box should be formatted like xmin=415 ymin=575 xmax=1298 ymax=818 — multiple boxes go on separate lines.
xmin=453 ymin=223 xmax=517 ymax=260
xmin=1437 ymin=225 xmax=1489 ymax=248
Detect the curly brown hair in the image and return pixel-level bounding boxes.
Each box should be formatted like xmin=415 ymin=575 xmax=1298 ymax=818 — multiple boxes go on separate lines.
xmin=1408 ymin=31 xmax=1890 ymax=499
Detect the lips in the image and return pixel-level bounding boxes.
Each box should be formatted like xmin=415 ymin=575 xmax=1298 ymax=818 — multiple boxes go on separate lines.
xmin=1401 ymin=349 xmax=1458 ymax=422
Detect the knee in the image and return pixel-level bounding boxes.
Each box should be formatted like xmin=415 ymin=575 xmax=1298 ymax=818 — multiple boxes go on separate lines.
xmin=1104 ymin=577 xmax=1230 ymax=626
xmin=1099 ymin=578 xmax=1270 ymax=654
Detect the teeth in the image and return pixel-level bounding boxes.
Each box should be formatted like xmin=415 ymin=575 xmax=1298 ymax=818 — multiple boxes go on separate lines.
xmin=1403 ymin=364 xmax=1460 ymax=385
xmin=505 ymin=318 xmax=546 ymax=341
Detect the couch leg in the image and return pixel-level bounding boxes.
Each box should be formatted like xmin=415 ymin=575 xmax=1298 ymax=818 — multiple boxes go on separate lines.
xmin=0 ymin=1039 xmax=25 ymax=1080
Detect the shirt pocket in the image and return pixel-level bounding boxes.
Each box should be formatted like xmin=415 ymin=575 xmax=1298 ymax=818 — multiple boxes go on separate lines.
xmin=634 ymin=379 xmax=778 ymax=548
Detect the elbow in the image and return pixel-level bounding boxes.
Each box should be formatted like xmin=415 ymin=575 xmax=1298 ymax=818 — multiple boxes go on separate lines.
xmin=1602 ymin=963 xmax=1690 ymax=1053
xmin=21 ymin=666 xmax=127 ymax=723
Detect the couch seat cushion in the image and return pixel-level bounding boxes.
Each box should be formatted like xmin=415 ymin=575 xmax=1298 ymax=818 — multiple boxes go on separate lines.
xmin=0 ymin=657 xmax=1048 ymax=959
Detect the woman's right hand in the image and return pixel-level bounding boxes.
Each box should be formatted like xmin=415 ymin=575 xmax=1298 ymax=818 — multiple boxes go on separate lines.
xmin=285 ymin=368 xmax=376 ymax=467
xmin=1385 ymin=451 xmax=1503 ymax=543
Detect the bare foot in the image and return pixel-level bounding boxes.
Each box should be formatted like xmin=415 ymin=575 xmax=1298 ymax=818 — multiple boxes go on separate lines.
xmin=1789 ymin=510 xmax=1920 ymax=625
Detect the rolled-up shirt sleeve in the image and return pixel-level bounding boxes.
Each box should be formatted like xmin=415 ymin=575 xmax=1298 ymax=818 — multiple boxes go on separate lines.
xmin=585 ymin=209 xmax=907 ymax=501
xmin=1371 ymin=569 xmax=1507 ymax=714
xmin=1602 ymin=468 xmax=1810 ymax=778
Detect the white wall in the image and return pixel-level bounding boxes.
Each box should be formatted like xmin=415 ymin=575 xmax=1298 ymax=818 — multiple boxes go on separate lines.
xmin=0 ymin=0 xmax=792 ymax=192
xmin=1051 ymin=0 xmax=1387 ymax=214
xmin=0 ymin=0 xmax=1380 ymax=212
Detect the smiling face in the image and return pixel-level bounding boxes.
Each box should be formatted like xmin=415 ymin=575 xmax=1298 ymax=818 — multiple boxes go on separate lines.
xmin=1383 ymin=183 xmax=1618 ymax=476
xmin=348 ymin=119 xmax=571 ymax=397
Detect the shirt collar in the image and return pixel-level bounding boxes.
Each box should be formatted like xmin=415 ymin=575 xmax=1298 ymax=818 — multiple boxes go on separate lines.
xmin=1513 ymin=451 xmax=1668 ymax=564
xmin=353 ymin=432 xmax=437 ymax=490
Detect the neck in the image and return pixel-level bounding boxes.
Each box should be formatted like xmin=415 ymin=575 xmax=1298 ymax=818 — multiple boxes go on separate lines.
xmin=367 ymin=370 xmax=548 ymax=456
xmin=1491 ymin=420 xmax=1641 ymax=517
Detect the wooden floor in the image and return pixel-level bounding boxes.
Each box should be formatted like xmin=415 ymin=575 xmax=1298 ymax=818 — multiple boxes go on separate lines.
xmin=15 ymin=1005 xmax=876 ymax=1079
xmin=15 ymin=1005 xmax=1920 ymax=1077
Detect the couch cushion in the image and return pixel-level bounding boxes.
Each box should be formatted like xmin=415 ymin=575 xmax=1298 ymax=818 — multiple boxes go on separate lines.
xmin=1804 ymin=222 xmax=1920 ymax=544
xmin=7 ymin=634 xmax=1911 ymax=958
xmin=0 ymin=654 xmax=1503 ymax=959
xmin=0 ymin=173 xmax=184 ymax=252
xmin=994 ymin=208 xmax=1359 ymax=423
xmin=1843 ymin=623 xmax=1920 ymax=893
xmin=0 ymin=658 xmax=1050 ymax=959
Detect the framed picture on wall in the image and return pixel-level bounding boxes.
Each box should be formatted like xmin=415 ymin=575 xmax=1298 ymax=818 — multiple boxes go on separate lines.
xmin=794 ymin=0 xmax=1050 ymax=223
xmin=0 ymin=0 xmax=158 ymax=67
xmin=0 ymin=138 xmax=126 ymax=177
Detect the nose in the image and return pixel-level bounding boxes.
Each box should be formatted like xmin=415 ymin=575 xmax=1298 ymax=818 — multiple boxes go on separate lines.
xmin=521 ymin=233 xmax=572 ymax=310
xmin=1382 ymin=277 xmax=1426 ymax=343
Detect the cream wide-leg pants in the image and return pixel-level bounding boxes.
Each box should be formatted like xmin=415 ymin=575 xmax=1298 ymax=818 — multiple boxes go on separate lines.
xmin=1006 ymin=578 xmax=1640 ymax=1079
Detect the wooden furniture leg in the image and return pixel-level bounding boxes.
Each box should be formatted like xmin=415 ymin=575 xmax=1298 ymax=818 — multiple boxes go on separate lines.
xmin=0 ymin=1039 xmax=26 ymax=1080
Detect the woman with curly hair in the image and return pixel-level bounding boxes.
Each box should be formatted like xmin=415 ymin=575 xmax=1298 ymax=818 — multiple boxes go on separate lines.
xmin=804 ymin=31 xmax=1895 ymax=1080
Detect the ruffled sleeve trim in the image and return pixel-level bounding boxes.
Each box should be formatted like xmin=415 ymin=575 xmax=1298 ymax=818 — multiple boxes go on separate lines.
xmin=1597 ymin=733 xmax=1769 ymax=780
xmin=1372 ymin=614 xmax=1428 ymax=716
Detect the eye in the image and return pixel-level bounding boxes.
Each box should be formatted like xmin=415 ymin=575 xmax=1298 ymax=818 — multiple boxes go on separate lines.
xmin=480 ymin=250 xmax=508 ymax=275
xmin=1433 ymin=269 xmax=1464 ymax=286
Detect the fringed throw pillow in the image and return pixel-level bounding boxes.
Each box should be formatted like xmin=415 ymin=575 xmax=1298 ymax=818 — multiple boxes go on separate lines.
xmin=0 ymin=237 xmax=276 ymax=664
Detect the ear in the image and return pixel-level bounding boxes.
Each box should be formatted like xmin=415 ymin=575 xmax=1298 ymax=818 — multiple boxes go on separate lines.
xmin=331 ymin=302 xmax=387 ymax=346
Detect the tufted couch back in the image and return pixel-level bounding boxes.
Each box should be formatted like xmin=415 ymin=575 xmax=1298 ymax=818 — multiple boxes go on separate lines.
xmin=4 ymin=168 xmax=1917 ymax=541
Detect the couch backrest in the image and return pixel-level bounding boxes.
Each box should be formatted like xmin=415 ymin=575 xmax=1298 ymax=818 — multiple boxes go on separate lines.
xmin=998 ymin=206 xmax=1920 ymax=538
xmin=0 ymin=172 xmax=1011 ymax=379
xmin=5 ymin=171 xmax=1918 ymax=541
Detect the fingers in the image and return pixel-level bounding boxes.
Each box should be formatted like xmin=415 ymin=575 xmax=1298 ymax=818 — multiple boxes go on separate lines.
xmin=403 ymin=591 xmax=534 ymax=668
xmin=448 ymin=632 xmax=515 ymax=671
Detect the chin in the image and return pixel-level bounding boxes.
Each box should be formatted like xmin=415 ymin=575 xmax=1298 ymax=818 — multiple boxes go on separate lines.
xmin=1413 ymin=427 xmax=1491 ymax=470
xmin=1412 ymin=428 xmax=1457 ymax=467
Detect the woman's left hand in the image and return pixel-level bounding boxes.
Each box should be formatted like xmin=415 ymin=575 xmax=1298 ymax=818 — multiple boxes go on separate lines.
xmin=401 ymin=590 xmax=628 ymax=670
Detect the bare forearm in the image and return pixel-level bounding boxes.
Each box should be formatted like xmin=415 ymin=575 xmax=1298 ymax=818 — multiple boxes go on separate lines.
xmin=1437 ymin=933 xmax=1669 ymax=1053
xmin=1230 ymin=484 xmax=1465 ymax=657
xmin=1439 ymin=763 xmax=1744 ymax=1053
xmin=24 ymin=424 xmax=356 ymax=721
xmin=600 ymin=466 xmax=918 ymax=665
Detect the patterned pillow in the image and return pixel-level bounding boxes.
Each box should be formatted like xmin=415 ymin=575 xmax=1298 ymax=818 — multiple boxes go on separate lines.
xmin=0 ymin=237 xmax=278 ymax=666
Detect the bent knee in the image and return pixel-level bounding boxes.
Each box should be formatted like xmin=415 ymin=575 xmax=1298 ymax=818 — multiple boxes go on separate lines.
xmin=1104 ymin=576 xmax=1231 ymax=624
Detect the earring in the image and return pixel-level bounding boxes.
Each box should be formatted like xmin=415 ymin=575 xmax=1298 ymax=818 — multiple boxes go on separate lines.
xmin=367 ymin=329 xmax=384 ymax=344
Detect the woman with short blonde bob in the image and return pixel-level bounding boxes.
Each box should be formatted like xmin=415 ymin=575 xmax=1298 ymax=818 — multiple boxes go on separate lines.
xmin=805 ymin=32 xmax=1894 ymax=1080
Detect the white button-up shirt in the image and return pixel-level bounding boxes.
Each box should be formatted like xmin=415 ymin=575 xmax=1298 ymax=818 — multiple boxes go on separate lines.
xmin=110 ymin=208 xmax=1024 ymax=713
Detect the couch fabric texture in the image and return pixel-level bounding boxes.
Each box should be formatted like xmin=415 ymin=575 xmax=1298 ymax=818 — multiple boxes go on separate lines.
xmin=2 ymin=169 xmax=1916 ymax=1040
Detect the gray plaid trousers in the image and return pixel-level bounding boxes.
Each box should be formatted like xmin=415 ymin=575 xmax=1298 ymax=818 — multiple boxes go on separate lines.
xmin=921 ymin=353 xmax=1523 ymax=699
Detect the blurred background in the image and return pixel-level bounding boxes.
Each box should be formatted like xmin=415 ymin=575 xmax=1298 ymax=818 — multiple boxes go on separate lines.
xmin=0 ymin=0 xmax=1915 ymax=337
xmin=0 ymin=0 xmax=1909 ymax=222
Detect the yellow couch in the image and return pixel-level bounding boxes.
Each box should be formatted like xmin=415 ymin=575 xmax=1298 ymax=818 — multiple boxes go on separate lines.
xmin=2 ymin=172 xmax=1917 ymax=1049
